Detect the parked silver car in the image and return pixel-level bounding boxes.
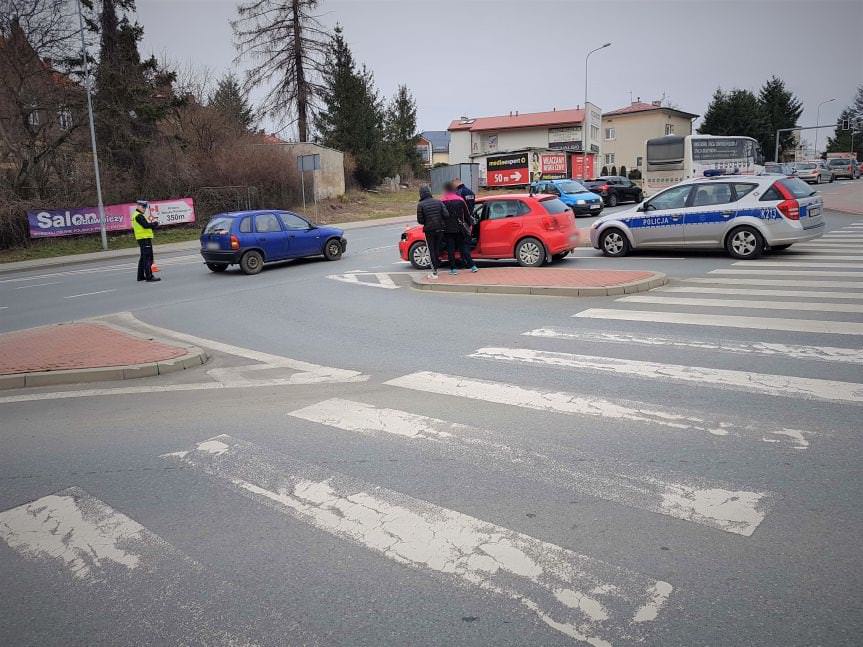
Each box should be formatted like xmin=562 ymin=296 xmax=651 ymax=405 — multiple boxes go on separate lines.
xmin=793 ymin=160 xmax=833 ymax=184
xmin=827 ymin=157 xmax=860 ymax=180
xmin=589 ymin=175 xmax=824 ymax=260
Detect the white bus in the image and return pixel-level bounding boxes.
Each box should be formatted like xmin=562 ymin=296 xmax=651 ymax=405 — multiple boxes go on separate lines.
xmin=642 ymin=134 xmax=763 ymax=196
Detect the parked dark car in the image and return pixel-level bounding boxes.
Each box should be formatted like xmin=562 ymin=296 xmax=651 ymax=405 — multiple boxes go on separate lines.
xmin=200 ymin=209 xmax=346 ymax=275
xmin=582 ymin=176 xmax=643 ymax=207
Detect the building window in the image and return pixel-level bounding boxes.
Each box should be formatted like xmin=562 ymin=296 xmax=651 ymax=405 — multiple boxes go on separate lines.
xmin=416 ymin=144 xmax=430 ymax=163
xmin=604 ymin=153 xmax=615 ymax=165
xmin=58 ymin=108 xmax=73 ymax=130
xmin=604 ymin=127 xmax=615 ymax=141
xmin=665 ymin=123 xmax=675 ymax=135
xmin=27 ymin=106 xmax=40 ymax=128
xmin=590 ymin=125 xmax=599 ymax=141
xmin=636 ymin=156 xmax=643 ymax=168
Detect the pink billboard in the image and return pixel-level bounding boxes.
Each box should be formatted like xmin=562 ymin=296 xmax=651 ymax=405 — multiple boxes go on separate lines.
xmin=27 ymin=198 xmax=196 ymax=238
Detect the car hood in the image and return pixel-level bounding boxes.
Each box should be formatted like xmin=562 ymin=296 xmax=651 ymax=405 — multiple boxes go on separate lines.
xmin=314 ymin=225 xmax=344 ymax=236
xmin=560 ymin=191 xmax=602 ymax=202
xmin=592 ymin=205 xmax=640 ymax=225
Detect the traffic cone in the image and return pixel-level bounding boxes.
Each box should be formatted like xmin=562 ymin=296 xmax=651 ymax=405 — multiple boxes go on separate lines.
xmin=150 ymin=263 xmax=160 ymax=274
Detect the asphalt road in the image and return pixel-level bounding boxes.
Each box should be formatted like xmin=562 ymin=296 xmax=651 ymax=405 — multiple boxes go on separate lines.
xmin=1 ymin=196 xmax=862 ymax=646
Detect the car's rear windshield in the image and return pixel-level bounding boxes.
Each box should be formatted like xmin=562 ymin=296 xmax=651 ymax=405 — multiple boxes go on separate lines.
xmin=778 ymin=178 xmax=816 ymax=198
xmin=204 ymin=217 xmax=232 ymax=234
xmin=540 ymin=198 xmax=571 ymax=214
xmin=828 ymin=159 xmax=850 ymax=165
xmin=795 ymin=163 xmax=816 ymax=169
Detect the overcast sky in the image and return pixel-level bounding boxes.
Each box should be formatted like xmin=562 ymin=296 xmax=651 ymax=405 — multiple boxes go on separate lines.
xmin=136 ymin=0 xmax=862 ymax=145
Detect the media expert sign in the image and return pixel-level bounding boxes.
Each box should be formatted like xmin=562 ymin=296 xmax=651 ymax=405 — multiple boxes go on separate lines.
xmin=28 ymin=198 xmax=196 ymax=238
xmin=486 ymin=152 xmax=529 ymax=187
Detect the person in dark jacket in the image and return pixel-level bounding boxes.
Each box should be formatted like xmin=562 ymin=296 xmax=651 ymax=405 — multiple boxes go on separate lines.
xmin=131 ymin=200 xmax=160 ymax=282
xmin=440 ymin=182 xmax=478 ymax=275
xmin=452 ymin=177 xmax=476 ymax=214
xmin=416 ymin=185 xmax=447 ymax=278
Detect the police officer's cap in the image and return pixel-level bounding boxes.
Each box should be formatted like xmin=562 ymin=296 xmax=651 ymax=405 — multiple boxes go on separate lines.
xmin=136 ymin=199 xmax=148 ymax=208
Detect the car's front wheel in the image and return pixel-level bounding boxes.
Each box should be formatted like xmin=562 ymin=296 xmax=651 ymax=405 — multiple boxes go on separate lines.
xmin=515 ymin=237 xmax=546 ymax=267
xmin=726 ymin=226 xmax=764 ymax=260
xmin=206 ymin=262 xmax=228 ymax=273
xmin=240 ymin=250 xmax=264 ymax=275
xmin=323 ymin=238 xmax=343 ymax=261
xmin=408 ymin=241 xmax=431 ymax=270
xmin=599 ymin=228 xmax=630 ymax=257
xmin=634 ymin=190 xmax=644 ymax=203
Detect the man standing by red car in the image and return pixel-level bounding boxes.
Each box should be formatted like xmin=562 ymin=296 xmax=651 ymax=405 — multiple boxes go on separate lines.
xmin=441 ymin=182 xmax=478 ymax=275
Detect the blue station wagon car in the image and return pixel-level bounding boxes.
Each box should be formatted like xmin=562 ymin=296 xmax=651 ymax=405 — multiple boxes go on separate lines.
xmin=529 ymin=179 xmax=604 ymax=216
xmin=589 ymin=175 xmax=824 ymax=259
xmin=200 ymin=210 xmax=347 ymax=274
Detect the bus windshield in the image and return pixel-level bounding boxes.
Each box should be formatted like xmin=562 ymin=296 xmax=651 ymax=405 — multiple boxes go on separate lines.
xmin=646 ymin=136 xmax=685 ymax=164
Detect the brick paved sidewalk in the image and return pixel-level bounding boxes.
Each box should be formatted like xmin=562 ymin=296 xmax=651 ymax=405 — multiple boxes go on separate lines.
xmin=0 ymin=323 xmax=187 ymax=375
xmin=412 ymin=267 xmax=666 ymax=297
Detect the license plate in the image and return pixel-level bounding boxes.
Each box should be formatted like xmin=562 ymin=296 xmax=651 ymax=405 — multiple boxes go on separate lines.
xmin=590 ymin=204 xmax=601 ymax=210
xmin=809 ymin=207 xmax=820 ymax=217
xmin=206 ymin=241 xmax=220 ymax=250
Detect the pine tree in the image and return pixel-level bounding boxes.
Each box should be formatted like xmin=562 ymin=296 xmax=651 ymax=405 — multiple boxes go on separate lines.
xmin=826 ymin=86 xmax=863 ymax=159
xmin=315 ymin=25 xmax=390 ymax=187
xmin=385 ymin=85 xmax=421 ymax=176
xmin=698 ymin=88 xmax=768 ymax=145
xmin=208 ymin=73 xmax=255 ymax=131
xmin=758 ymin=76 xmax=802 ymax=161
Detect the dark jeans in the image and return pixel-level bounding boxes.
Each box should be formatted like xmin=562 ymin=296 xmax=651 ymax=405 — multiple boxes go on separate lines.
xmin=137 ymin=239 xmax=154 ymax=280
xmin=444 ymin=232 xmax=474 ymax=269
xmin=425 ymin=230 xmax=443 ymax=271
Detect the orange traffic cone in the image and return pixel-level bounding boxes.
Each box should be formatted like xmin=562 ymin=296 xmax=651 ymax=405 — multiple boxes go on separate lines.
xmin=150 ymin=263 xmax=160 ymax=274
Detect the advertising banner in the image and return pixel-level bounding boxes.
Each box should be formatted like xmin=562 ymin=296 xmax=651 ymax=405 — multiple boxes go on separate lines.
xmin=540 ymin=153 xmax=569 ymax=180
xmin=486 ymin=152 xmax=529 ymax=187
xmin=571 ymin=153 xmax=595 ymax=180
xmin=28 ymin=198 xmax=196 ymax=238
xmin=549 ymin=126 xmax=583 ymax=151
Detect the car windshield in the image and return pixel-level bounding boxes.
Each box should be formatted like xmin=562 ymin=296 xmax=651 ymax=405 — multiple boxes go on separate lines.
xmin=778 ymin=177 xmax=816 ymax=198
xmin=204 ymin=217 xmax=232 ymax=234
xmin=556 ymin=181 xmax=587 ymax=194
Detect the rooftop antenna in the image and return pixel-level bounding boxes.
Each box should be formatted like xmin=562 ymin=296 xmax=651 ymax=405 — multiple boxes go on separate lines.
xmin=628 ymin=90 xmax=632 ymax=104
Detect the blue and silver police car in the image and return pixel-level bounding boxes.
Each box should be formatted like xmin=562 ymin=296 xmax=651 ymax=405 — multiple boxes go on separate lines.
xmin=589 ymin=175 xmax=824 ymax=259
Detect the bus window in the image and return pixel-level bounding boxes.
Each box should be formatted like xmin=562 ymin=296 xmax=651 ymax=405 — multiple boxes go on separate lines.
xmin=646 ymin=136 xmax=685 ymax=168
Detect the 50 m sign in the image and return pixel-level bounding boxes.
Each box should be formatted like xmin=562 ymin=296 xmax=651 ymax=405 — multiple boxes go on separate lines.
xmin=487 ymin=153 xmax=529 ymax=187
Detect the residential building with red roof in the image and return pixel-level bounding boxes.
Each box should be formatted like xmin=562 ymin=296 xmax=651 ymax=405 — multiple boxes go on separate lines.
xmin=600 ymin=99 xmax=698 ymax=177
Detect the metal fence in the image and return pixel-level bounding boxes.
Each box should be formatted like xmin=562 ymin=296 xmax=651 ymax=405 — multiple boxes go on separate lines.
xmin=430 ymin=164 xmax=480 ymax=194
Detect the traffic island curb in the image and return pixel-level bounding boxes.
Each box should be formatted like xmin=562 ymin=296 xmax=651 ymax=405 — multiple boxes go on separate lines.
xmin=0 ymin=321 xmax=208 ymax=391
xmin=410 ymin=268 xmax=667 ymax=297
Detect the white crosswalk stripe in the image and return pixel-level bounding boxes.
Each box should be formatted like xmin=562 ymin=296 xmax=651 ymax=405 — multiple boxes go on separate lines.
xmin=682 ymin=276 xmax=863 ymax=288
xmin=523 ymin=327 xmax=863 ymax=364
xmin=710 ymin=269 xmax=863 ymax=277
xmin=164 ymin=435 xmax=674 ymax=645
xmin=289 ymin=398 xmax=771 ymax=535
xmin=470 ymin=347 xmax=863 ymax=404
xmin=657 ymin=285 xmax=863 ymax=300
xmin=616 ymin=294 xmax=863 ymax=313
xmin=733 ymin=260 xmax=863 ymax=268
xmin=385 ymin=371 xmax=812 ymax=448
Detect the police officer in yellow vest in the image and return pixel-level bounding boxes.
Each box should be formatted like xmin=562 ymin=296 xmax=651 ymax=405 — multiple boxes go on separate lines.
xmin=132 ymin=200 xmax=160 ymax=282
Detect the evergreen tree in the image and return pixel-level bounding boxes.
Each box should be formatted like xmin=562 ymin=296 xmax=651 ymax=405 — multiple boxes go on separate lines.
xmin=698 ymin=88 xmax=768 ymax=145
xmin=385 ymin=85 xmax=421 ymax=175
xmin=316 ymin=25 xmax=390 ymax=187
xmin=758 ymin=76 xmax=802 ymax=161
xmin=826 ymin=86 xmax=863 ymax=159
xmin=208 ymin=73 xmax=255 ymax=131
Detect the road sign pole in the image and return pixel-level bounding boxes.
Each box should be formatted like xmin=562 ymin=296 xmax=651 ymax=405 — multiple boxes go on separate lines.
xmin=300 ymin=169 xmax=306 ymax=209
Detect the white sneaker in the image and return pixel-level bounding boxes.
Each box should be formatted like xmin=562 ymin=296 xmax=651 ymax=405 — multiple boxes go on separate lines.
xmin=427 ymin=271 xmax=438 ymax=280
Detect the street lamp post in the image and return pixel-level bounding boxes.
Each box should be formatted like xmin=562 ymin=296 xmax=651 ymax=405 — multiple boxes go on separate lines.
xmin=582 ymin=42 xmax=611 ymax=179
xmin=75 ymin=0 xmax=108 ymax=251
xmin=813 ymin=97 xmax=836 ymax=159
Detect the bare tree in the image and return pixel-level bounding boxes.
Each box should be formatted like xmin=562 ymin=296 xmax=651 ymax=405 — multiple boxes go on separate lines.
xmin=232 ymin=0 xmax=329 ymax=142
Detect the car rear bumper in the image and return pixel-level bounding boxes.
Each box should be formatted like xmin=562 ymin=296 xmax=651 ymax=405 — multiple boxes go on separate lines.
xmin=570 ymin=204 xmax=603 ymax=216
xmin=200 ymin=249 xmax=241 ymax=264
xmin=767 ymin=220 xmax=825 ymax=245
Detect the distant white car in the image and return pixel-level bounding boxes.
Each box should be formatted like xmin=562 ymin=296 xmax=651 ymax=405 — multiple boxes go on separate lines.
xmin=589 ymin=175 xmax=824 ymax=259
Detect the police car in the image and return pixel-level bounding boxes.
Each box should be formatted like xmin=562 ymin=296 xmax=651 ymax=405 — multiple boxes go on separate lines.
xmin=589 ymin=175 xmax=824 ymax=259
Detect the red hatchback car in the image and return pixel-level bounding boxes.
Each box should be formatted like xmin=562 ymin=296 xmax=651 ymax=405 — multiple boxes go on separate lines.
xmin=399 ymin=194 xmax=582 ymax=269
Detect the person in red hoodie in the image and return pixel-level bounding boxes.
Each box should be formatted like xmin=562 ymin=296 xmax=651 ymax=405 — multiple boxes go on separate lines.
xmin=440 ymin=182 xmax=478 ymax=275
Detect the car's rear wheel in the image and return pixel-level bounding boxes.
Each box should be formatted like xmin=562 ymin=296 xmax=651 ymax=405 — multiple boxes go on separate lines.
xmin=206 ymin=262 xmax=228 ymax=273
xmin=599 ymin=228 xmax=630 ymax=257
xmin=635 ymin=190 xmax=644 ymax=203
xmin=726 ymin=226 xmax=764 ymax=260
xmin=323 ymin=238 xmax=343 ymax=261
xmin=771 ymin=244 xmax=792 ymax=251
xmin=607 ymin=194 xmax=618 ymax=207
xmin=240 ymin=250 xmax=264 ymax=275
xmin=409 ymin=241 xmax=431 ymax=270
xmin=515 ymin=237 xmax=546 ymax=267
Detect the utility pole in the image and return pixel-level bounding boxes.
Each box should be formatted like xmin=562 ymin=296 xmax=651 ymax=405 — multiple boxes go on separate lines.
xmin=813 ymin=97 xmax=836 ymax=159
xmin=76 ymin=0 xmax=108 ymax=250
xmin=582 ymin=42 xmax=611 ymax=179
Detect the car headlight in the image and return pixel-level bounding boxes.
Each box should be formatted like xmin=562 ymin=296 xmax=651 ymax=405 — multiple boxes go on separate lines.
xmin=576 ymin=199 xmax=586 ymax=205
xmin=591 ymin=220 xmax=601 ymax=229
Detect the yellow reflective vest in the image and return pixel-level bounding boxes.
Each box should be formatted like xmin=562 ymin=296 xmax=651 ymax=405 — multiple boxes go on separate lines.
xmin=131 ymin=210 xmax=154 ymax=240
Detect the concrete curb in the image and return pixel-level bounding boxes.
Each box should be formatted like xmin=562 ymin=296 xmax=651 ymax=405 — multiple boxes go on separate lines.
xmin=410 ymin=272 xmax=667 ymax=297
xmin=0 ymin=319 xmax=208 ymax=391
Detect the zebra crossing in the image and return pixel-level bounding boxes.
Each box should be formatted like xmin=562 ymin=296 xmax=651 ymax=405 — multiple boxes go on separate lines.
xmin=2 ymin=225 xmax=861 ymax=645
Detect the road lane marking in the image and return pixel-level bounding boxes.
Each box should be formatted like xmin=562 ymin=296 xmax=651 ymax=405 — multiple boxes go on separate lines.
xmin=710 ymin=269 xmax=863 ymax=278
xmin=616 ymin=294 xmax=863 ymax=314
xmin=385 ymin=371 xmax=812 ymax=447
xmin=657 ymin=286 xmax=863 ymax=300
xmin=471 ymin=347 xmax=863 ymax=404
xmin=0 ymin=255 xmax=201 ymax=284
xmin=64 ymin=289 xmax=117 ymax=299
xmin=12 ymin=282 xmax=61 ymax=289
xmin=574 ymin=308 xmax=863 ymax=336
xmin=733 ymin=261 xmax=863 ymax=268
xmin=289 ymin=398 xmax=771 ymax=535
xmin=681 ymin=277 xmax=863 ymax=288
xmin=0 ymin=487 xmax=304 ymax=645
xmin=523 ymin=327 xmax=863 ymax=365
xmin=326 ymin=272 xmax=400 ymax=289
xmin=164 ymin=435 xmax=674 ymax=644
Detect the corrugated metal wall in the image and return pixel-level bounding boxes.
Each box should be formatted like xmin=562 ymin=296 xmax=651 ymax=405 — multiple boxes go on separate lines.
xmin=429 ymin=164 xmax=480 ymax=194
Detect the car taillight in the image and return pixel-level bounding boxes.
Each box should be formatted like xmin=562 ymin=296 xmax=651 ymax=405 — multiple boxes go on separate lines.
xmin=600 ymin=184 xmax=609 ymax=192
xmin=230 ymin=234 xmax=240 ymax=250
xmin=777 ymin=199 xmax=800 ymax=220
xmin=541 ymin=216 xmax=560 ymax=231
